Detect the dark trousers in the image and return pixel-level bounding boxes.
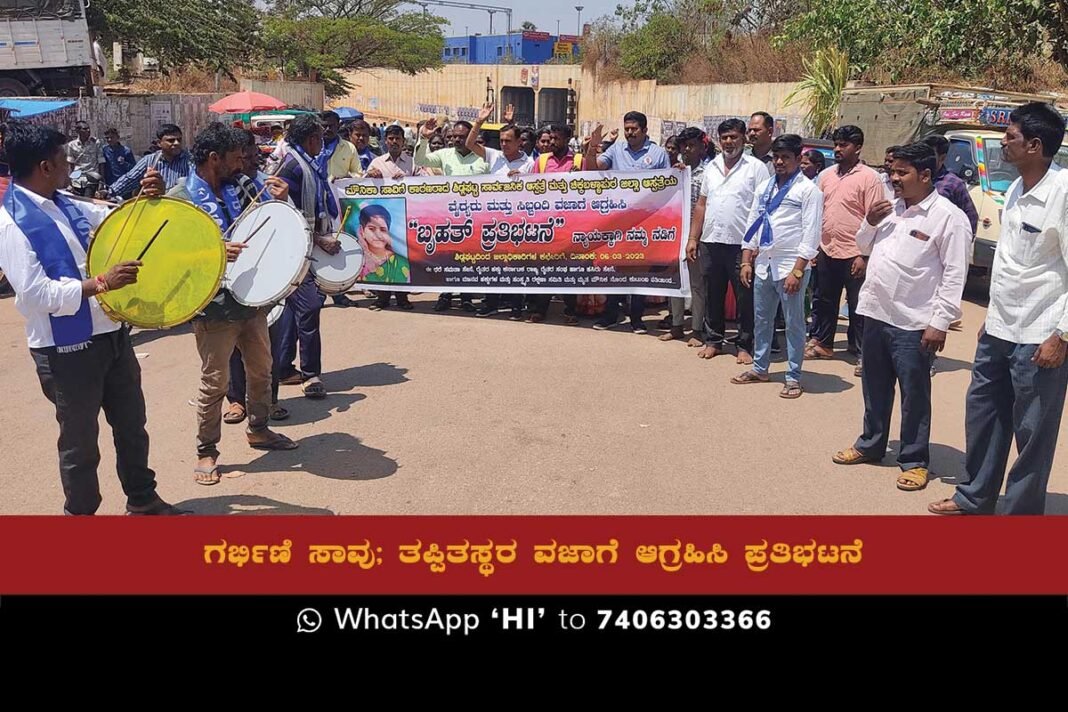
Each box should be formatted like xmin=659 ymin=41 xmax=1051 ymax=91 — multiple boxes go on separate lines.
xmin=373 ymin=290 xmax=410 ymax=307
xmin=699 ymin=242 xmax=753 ymax=353
xmin=529 ymin=294 xmax=577 ymax=318
xmin=953 ymin=333 xmax=1068 ymax=514
xmin=31 ymin=328 xmax=158 ymax=514
xmin=277 ymin=275 xmax=324 ymax=380
xmin=228 ymin=318 xmax=283 ymax=405
xmin=483 ymin=293 xmax=523 ymax=311
xmin=603 ymin=294 xmax=646 ymax=324
xmin=812 ymin=250 xmax=865 ymax=353
xmin=854 ymin=318 xmax=934 ymax=471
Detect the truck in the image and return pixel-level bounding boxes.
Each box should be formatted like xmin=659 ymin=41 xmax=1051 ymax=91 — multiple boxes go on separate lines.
xmin=0 ymin=0 xmax=95 ymax=96
xmin=838 ymin=84 xmax=1068 ymax=277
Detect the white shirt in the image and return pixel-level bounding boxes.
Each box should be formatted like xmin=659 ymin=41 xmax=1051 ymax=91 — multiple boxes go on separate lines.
xmin=0 ymin=184 xmax=118 ymax=348
xmin=482 ymin=147 xmax=533 ymax=176
xmin=744 ymin=173 xmax=823 ymax=281
xmin=856 ymin=190 xmax=971 ymax=332
xmin=985 ymin=165 xmax=1068 ymax=344
xmin=699 ymin=152 xmax=766 ymax=245
xmin=878 ymin=171 xmax=895 ymax=200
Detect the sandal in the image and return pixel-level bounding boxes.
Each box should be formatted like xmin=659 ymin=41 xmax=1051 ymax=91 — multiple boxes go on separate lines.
xmin=564 ymin=314 xmax=579 ymax=325
xmin=223 ymin=402 xmax=246 ymax=424
xmin=779 ymin=382 xmax=803 ymax=399
xmin=730 ymin=370 xmax=768 ymax=385
xmin=279 ymin=372 xmax=303 ymax=386
xmin=832 ymin=447 xmax=875 ymax=465
xmin=194 ymin=464 xmax=221 ymax=486
xmin=897 ymin=467 xmax=929 ymax=491
xmin=805 ymin=344 xmax=834 ymax=360
xmin=248 ymin=430 xmax=298 ymax=450
xmin=928 ymin=497 xmax=968 ymax=515
xmin=270 ymin=405 xmax=290 ymax=421
xmin=302 ymin=378 xmax=327 ymax=399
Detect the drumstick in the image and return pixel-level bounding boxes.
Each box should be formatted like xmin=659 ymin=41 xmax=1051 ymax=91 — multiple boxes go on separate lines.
xmin=135 ymin=220 xmax=170 ymax=260
xmin=334 ymin=204 xmax=353 ymax=241
xmin=241 ymin=216 xmax=271 ymax=244
xmin=101 ymin=186 xmax=148 ymax=267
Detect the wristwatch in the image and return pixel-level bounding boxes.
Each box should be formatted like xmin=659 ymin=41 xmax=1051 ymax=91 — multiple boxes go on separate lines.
xmin=1056 ymin=329 xmax=1068 ymax=343
xmin=791 ymin=268 xmax=805 ymax=279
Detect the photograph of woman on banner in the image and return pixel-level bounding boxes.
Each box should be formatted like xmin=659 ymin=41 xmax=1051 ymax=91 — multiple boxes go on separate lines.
xmin=346 ymin=200 xmax=410 ymax=284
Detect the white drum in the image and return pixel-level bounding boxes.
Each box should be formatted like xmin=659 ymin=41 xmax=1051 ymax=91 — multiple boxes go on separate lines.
xmin=266 ymin=301 xmax=285 ymax=327
xmin=311 ymin=231 xmax=364 ymax=295
xmin=224 ymin=200 xmax=312 ymax=308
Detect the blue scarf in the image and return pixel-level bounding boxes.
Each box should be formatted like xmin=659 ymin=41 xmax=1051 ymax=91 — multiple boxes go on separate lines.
xmin=187 ymin=170 xmax=242 ymax=232
xmin=4 ymin=185 xmax=95 ymax=352
xmin=314 ymin=136 xmax=339 ymax=176
xmin=743 ymin=169 xmax=802 ymax=248
xmin=291 ymin=143 xmax=339 ymax=219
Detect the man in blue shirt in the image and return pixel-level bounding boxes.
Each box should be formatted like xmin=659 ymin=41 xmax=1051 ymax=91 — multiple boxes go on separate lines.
xmin=106 ymin=124 xmax=191 ymax=200
xmin=585 ymin=111 xmax=671 ymax=333
xmin=101 ymin=128 xmax=135 ymax=189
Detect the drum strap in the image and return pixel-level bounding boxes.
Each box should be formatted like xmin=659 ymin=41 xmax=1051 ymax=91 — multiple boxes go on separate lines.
xmin=3 ymin=185 xmax=95 ymax=352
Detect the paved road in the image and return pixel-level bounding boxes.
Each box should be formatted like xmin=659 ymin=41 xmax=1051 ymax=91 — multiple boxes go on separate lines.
xmin=2 ymin=290 xmax=1065 ymax=515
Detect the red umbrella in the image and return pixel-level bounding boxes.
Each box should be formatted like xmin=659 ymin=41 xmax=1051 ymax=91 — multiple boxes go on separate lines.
xmin=208 ymin=90 xmax=287 ymax=114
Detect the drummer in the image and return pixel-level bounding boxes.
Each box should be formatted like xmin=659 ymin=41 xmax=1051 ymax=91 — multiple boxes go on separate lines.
xmin=168 ymin=122 xmax=297 ymax=486
xmin=225 ymin=128 xmax=289 ymax=425
xmin=0 ymin=121 xmax=184 ymax=514
xmin=274 ymin=114 xmax=338 ymax=400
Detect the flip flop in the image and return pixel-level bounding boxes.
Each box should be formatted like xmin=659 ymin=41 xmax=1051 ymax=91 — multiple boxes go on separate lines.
xmin=730 ymin=370 xmax=768 ymax=384
xmin=194 ymin=464 xmax=221 ymax=486
xmin=928 ymin=498 xmax=968 ymax=515
xmin=897 ymin=467 xmax=929 ymax=491
xmin=302 ymin=379 xmax=327 ymax=400
xmin=779 ymin=382 xmax=803 ymax=399
xmin=270 ymin=405 xmax=290 ymax=421
xmin=248 ymin=431 xmax=298 ymax=451
xmin=832 ymin=447 xmax=875 ymax=465
xmin=223 ymin=403 xmax=246 ymax=424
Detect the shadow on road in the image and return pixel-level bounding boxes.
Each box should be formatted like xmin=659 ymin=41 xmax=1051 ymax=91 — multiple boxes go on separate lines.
xmin=177 ymin=494 xmax=335 ymax=515
xmin=238 ymin=431 xmax=398 ymax=481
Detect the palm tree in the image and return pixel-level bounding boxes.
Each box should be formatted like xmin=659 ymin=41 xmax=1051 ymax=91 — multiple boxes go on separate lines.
xmin=784 ymin=47 xmax=851 ymax=138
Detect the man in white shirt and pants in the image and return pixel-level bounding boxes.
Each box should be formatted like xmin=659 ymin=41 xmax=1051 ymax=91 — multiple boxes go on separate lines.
xmin=686 ymin=118 xmax=766 ymax=362
xmin=731 ymin=134 xmax=823 ymax=398
xmin=832 ymin=143 xmax=970 ymax=492
xmin=0 ymin=122 xmax=183 ymax=515
xmin=931 ymin=103 xmax=1068 ymax=515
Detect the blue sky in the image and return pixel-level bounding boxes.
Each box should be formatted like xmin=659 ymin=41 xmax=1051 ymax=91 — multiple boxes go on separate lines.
xmin=402 ymin=0 xmax=617 ymax=37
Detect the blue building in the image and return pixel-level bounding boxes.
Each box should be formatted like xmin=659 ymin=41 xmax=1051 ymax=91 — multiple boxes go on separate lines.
xmin=443 ymin=31 xmax=580 ymax=65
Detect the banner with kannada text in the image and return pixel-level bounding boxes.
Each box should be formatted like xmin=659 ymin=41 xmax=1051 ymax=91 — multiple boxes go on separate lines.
xmin=332 ymin=170 xmax=690 ymax=297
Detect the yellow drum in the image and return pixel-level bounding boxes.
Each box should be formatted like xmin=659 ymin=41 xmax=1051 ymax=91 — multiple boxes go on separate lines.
xmin=86 ymin=196 xmax=226 ymax=328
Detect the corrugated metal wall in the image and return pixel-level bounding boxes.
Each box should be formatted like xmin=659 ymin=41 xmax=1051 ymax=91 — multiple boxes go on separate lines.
xmin=338 ymin=65 xmax=802 ymax=141
xmin=339 ymin=65 xmax=581 ymax=125
xmin=240 ymin=79 xmax=325 ymax=110
xmin=76 ymin=93 xmax=224 ymax=154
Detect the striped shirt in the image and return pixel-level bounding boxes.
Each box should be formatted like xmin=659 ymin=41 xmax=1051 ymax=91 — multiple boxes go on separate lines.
xmin=108 ymin=150 xmax=192 ymax=199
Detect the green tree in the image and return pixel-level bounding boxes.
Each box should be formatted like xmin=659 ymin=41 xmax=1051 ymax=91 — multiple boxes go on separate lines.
xmin=88 ymin=0 xmax=261 ymax=77
xmin=617 ymin=12 xmax=689 ymax=81
xmin=263 ymin=0 xmax=445 ymax=96
xmin=776 ymin=0 xmax=1046 ymax=81
xmin=521 ymin=20 xmax=537 ymax=31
